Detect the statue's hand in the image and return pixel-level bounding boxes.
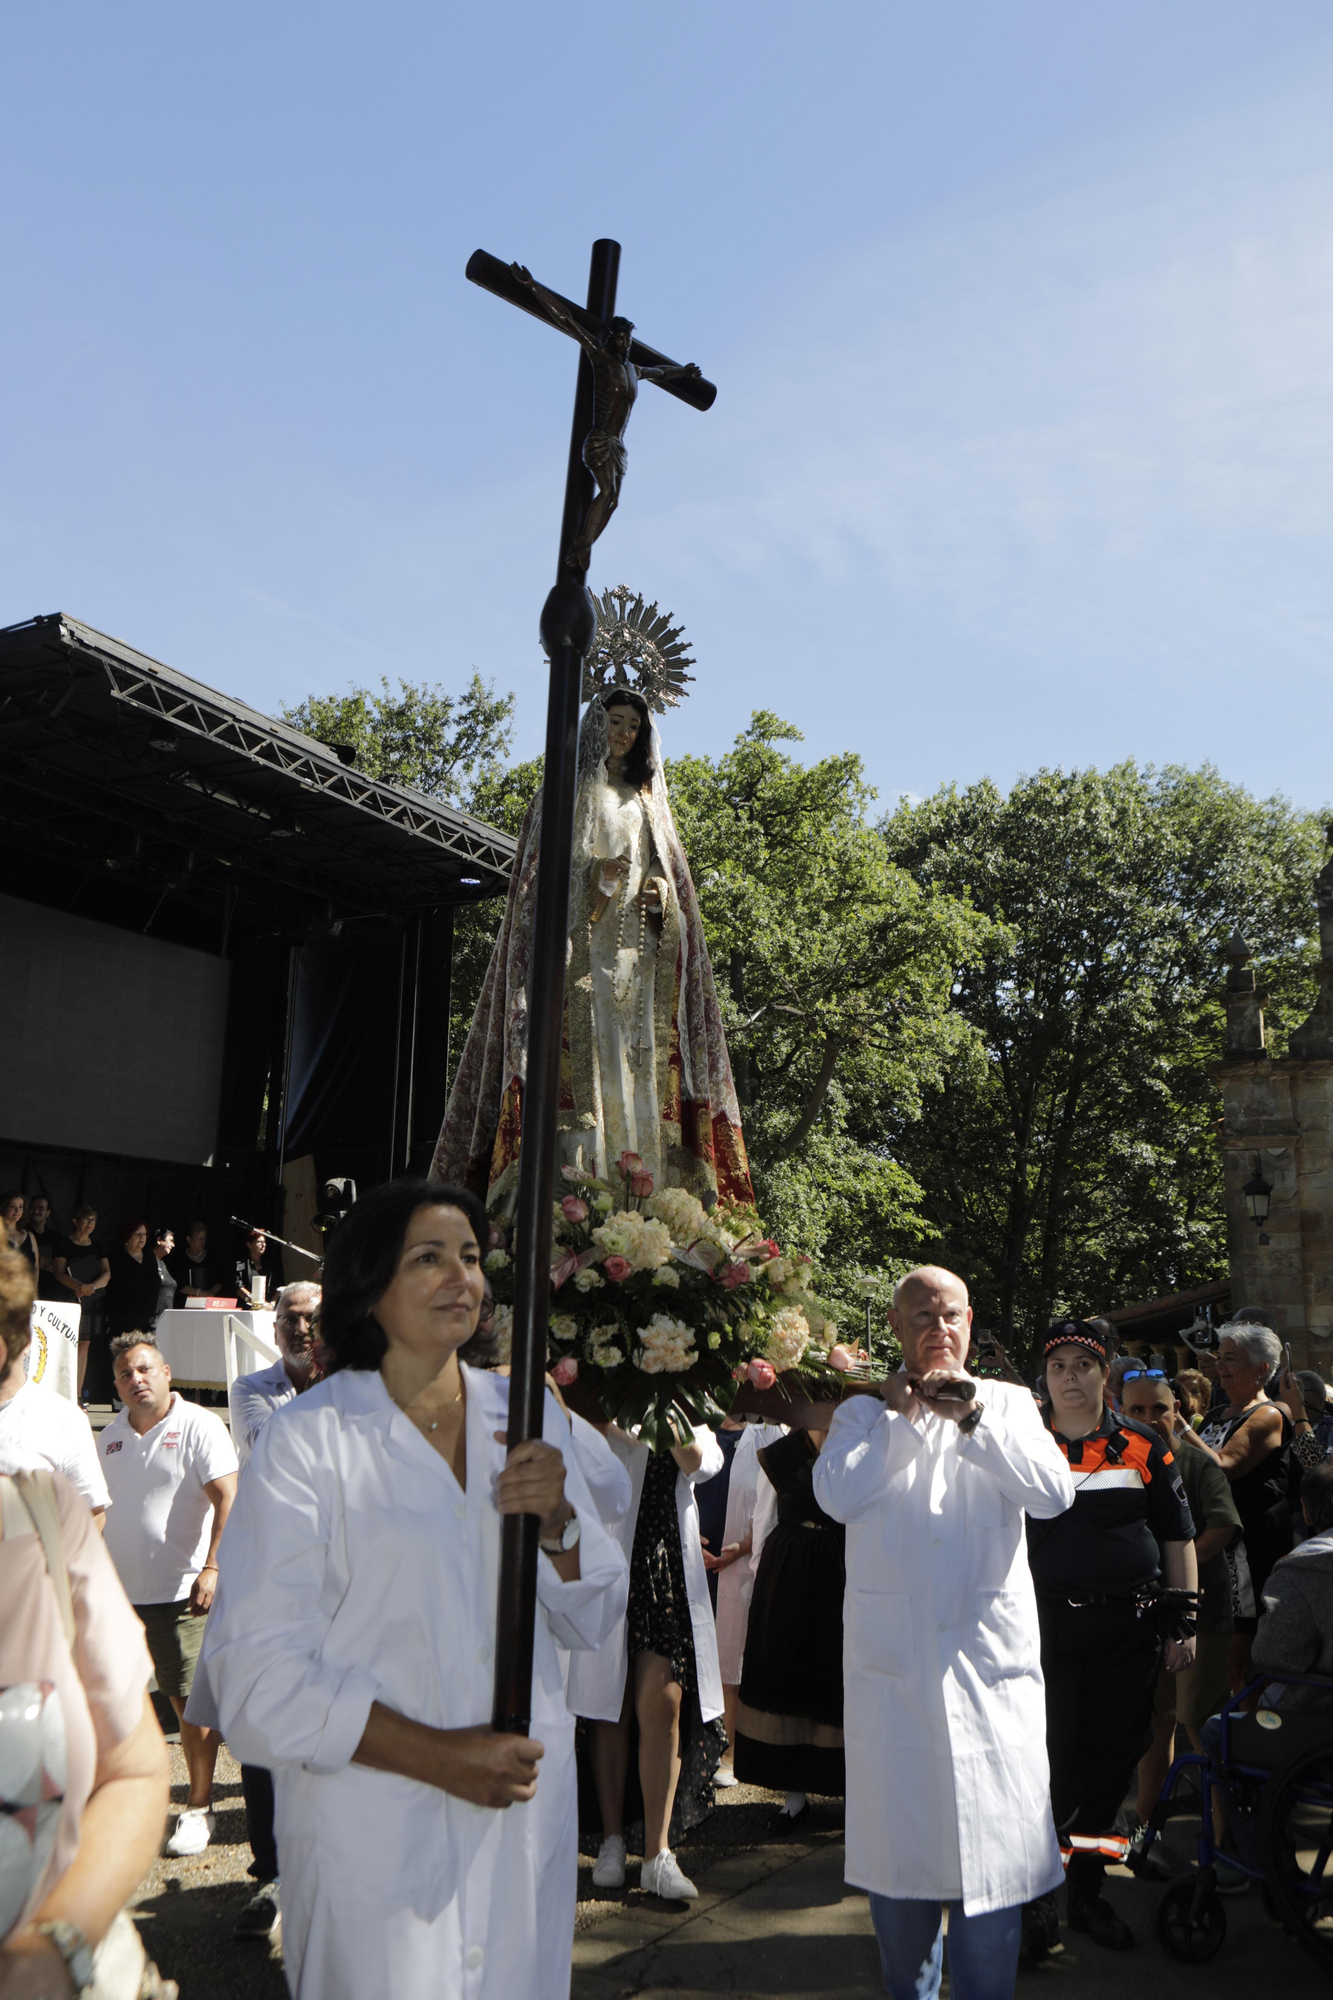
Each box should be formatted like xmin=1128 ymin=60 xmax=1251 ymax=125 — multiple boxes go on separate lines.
xmin=510 ymin=262 xmax=537 ymax=289
xmin=681 ymin=363 xmax=702 ymax=379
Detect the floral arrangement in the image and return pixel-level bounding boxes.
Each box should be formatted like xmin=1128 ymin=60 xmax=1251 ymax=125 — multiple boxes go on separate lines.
xmin=484 ymin=1152 xmax=858 ymax=1450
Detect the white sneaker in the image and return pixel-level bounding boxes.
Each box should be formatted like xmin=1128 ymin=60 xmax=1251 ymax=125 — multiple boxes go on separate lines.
xmin=641 ymin=1849 xmax=698 ymax=1901
xmin=714 ymin=1764 xmax=739 ymax=1789
xmin=166 ymin=1806 xmax=215 ymax=1857
xmin=591 ymin=1834 xmax=626 ymax=1888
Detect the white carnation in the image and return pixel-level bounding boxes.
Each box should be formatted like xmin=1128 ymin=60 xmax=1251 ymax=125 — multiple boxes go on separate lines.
xmin=765 ymin=1305 xmax=811 ymax=1373
xmin=634 ymin=1313 xmax=698 ymax=1375
xmin=574 ymin=1266 xmax=605 ymax=1292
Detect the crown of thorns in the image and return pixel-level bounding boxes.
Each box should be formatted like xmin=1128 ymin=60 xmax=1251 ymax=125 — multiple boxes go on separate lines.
xmin=583 ymin=585 xmax=696 ymax=713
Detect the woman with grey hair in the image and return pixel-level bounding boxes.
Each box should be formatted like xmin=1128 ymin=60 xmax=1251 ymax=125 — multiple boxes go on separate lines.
xmin=1192 ymin=1323 xmax=1294 ymax=1689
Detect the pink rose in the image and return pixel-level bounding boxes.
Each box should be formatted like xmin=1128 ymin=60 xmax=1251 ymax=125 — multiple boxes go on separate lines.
xmin=603 ymin=1255 xmax=633 ymax=1283
xmin=719 ymin=1261 xmax=752 ymax=1291
xmin=745 ymin=1358 xmax=776 ymax=1391
xmin=827 ymin=1344 xmax=854 ymax=1372
xmin=561 ymin=1195 xmax=589 ymax=1224
xmin=488 ymin=1225 xmax=506 ymax=1250
xmin=617 ymin=1151 xmax=644 ymax=1176
xmin=550 ymin=1355 xmax=579 ymax=1386
xmin=630 ymin=1171 xmax=655 ymax=1198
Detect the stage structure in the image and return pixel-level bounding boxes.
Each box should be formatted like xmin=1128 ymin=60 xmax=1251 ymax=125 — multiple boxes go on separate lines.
xmin=0 ymin=613 xmax=514 ymax=1242
xmin=462 ymin=241 xmax=715 ymax=1734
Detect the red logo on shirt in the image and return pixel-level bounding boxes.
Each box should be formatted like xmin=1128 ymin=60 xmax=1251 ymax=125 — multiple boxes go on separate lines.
xmin=105 ymin=1440 xmax=122 ymax=1454
xmin=162 ymin=1437 xmax=180 ymax=1449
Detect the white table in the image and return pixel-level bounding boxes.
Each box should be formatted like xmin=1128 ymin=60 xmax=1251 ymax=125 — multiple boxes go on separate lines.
xmin=155 ymin=1308 xmax=276 ymax=1391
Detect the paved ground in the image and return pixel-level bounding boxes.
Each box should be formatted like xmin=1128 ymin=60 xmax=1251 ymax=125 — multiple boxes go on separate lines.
xmin=127 ymin=1753 xmax=1328 ymax=1999
xmin=572 ymin=1810 xmax=1330 ymax=2000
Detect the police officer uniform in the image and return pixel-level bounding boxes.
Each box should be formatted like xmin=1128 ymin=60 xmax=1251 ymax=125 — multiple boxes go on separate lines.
xmin=1027 ymin=1320 xmax=1194 ymax=1937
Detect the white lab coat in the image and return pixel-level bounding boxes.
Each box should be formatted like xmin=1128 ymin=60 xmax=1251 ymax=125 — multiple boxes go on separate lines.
xmin=813 ymin=1381 xmax=1075 ymax=1916
xmin=565 ymin=1425 xmax=647 ymax=1721
xmin=714 ymin=1424 xmax=786 ymax=1686
xmin=195 ymin=1363 xmax=627 ymax=2000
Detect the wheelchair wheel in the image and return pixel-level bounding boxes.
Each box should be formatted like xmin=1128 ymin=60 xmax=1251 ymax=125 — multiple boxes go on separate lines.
xmin=1258 ymin=1738 xmax=1333 ymax=1972
xmin=1156 ymin=1878 xmax=1226 ymax=1962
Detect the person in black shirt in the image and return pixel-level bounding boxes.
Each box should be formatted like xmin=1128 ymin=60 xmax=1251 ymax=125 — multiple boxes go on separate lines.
xmin=235 ymin=1227 xmax=283 ymax=1307
xmin=104 ymin=1219 xmax=166 ymax=1338
xmin=169 ymin=1220 xmax=215 ymax=1305
xmin=1024 ymin=1320 xmax=1196 ymax=1958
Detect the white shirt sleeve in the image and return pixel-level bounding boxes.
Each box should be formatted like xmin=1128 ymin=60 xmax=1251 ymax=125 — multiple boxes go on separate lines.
xmin=535 ymin=1393 xmax=629 ymax=1653
xmin=188 ymin=1407 xmax=240 ymax=1486
xmin=956 ymin=1384 xmax=1075 ymax=1518
xmin=568 ymin=1412 xmax=633 ymax=1528
xmin=197 ymin=1412 xmax=379 ymax=1773
xmin=59 ymin=1405 xmax=111 ymax=1513
xmin=812 ymin=1394 xmax=925 ymax=1522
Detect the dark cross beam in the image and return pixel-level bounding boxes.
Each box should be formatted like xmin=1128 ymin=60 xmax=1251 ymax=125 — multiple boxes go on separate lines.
xmin=467 ymin=239 xmax=713 ymax=1734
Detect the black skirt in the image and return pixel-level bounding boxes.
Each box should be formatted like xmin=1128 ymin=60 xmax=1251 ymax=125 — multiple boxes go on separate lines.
xmin=734 ymin=1431 xmax=846 ymax=1796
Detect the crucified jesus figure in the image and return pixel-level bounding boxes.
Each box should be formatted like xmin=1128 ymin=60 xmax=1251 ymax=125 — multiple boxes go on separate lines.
xmin=510 ymin=263 xmax=703 ymax=571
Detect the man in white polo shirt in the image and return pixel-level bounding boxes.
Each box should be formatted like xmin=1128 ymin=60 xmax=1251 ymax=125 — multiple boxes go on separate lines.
xmin=101 ymin=1331 xmax=238 ymax=1856
xmin=228 ymin=1278 xmax=322 ymax=1468
xmin=0 ymin=1247 xmax=110 ymax=1518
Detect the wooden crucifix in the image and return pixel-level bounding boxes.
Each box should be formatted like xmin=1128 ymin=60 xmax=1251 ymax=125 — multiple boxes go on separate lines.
xmin=466 ymin=240 xmax=715 ymax=1733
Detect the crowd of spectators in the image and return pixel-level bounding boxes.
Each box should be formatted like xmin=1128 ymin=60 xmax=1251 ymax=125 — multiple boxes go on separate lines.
xmin=2 ymin=1173 xmax=1332 ymax=2000
xmin=0 ymin=1193 xmax=294 ymax=1406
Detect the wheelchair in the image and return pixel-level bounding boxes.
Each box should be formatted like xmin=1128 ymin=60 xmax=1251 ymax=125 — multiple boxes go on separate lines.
xmin=1126 ymin=1672 xmax=1333 ymax=1970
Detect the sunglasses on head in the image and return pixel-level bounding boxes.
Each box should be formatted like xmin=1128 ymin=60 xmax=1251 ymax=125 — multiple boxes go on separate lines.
xmin=1121 ymin=1367 xmax=1167 ymax=1383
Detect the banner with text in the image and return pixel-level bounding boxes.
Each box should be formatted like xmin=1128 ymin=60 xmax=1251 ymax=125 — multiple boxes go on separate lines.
xmin=24 ymin=1299 xmax=81 ymax=1403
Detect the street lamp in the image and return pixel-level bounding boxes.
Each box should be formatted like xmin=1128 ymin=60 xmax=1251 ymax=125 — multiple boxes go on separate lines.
xmin=1242 ymin=1155 xmax=1273 ymax=1229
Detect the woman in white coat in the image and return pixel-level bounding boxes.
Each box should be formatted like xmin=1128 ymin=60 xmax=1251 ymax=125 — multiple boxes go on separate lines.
xmin=579 ymin=1424 xmax=724 ymax=1901
xmin=195 ymin=1179 xmax=627 ymax=2000
xmin=709 ymin=1420 xmax=786 ymax=1783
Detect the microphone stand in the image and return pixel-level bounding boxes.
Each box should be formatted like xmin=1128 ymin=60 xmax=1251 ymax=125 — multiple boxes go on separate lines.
xmin=227 ymin=1216 xmax=323 ymax=1268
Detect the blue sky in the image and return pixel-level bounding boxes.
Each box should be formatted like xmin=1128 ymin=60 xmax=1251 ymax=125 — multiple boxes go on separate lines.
xmin=4 ymin=3 xmax=1332 ymax=812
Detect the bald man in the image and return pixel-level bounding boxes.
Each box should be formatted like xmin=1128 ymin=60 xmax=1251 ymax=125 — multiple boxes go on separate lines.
xmin=814 ymin=1267 xmax=1075 ymax=2000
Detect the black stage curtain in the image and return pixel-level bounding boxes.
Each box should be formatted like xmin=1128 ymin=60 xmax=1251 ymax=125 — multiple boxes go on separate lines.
xmin=284 ymin=929 xmax=405 ymax=1190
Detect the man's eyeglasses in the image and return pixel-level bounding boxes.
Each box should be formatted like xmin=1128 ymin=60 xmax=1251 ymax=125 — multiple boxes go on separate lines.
xmin=1121 ymin=1367 xmax=1166 ymax=1383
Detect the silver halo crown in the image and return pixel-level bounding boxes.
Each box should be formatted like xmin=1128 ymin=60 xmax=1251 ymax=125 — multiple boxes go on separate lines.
xmin=583 ymin=585 xmax=696 ymax=713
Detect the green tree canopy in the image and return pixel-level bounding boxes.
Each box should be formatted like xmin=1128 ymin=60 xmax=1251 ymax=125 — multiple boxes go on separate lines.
xmin=281 ymin=673 xmax=514 ymax=806
xmin=881 ymin=762 xmax=1327 ymax=1352
xmin=666 ymin=713 xmax=989 ymax=1320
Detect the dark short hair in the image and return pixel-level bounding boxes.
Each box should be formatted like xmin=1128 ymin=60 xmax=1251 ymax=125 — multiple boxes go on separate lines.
xmin=1302 ymin=1459 xmax=1333 ymax=1533
xmin=109 ymin=1331 xmax=162 ymax=1368
xmin=0 ymin=1247 xmax=37 ymax=1372
xmin=186 ymin=1219 xmax=207 ymax=1236
xmin=71 ymin=1203 xmax=96 ymax=1223
xmin=120 ymin=1217 xmax=148 ymax=1242
xmin=599 ymin=686 xmax=655 ymax=792
xmin=319 ymin=1179 xmax=491 ymax=1373
xmin=608 ymin=315 xmax=635 ymax=338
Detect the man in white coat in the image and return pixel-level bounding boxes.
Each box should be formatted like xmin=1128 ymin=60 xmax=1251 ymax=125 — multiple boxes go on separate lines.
xmin=813 ymin=1267 xmax=1074 ymax=2000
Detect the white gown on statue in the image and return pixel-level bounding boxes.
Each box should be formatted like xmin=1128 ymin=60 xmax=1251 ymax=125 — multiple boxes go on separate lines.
xmin=565 ymin=772 xmax=664 ymax=1184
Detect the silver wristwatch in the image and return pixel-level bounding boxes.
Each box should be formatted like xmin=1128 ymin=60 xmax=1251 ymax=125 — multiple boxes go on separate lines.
xmin=30 ymin=1919 xmax=96 ymax=1997
xmin=540 ymin=1510 xmax=581 ymax=1556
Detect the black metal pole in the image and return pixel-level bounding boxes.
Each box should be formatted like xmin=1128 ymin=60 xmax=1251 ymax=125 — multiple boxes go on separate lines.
xmin=491 ymin=239 xmax=619 ymax=1734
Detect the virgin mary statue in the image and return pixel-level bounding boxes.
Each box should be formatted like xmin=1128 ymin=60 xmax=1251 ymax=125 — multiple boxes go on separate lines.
xmin=432 ymin=685 xmax=753 ymax=1212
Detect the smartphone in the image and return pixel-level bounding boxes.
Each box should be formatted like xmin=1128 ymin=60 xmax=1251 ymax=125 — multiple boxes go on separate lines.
xmin=1284 ymin=1341 xmax=1293 ymax=1373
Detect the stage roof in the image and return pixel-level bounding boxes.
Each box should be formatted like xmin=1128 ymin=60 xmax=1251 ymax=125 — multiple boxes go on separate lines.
xmin=0 ymin=614 xmax=516 ymax=946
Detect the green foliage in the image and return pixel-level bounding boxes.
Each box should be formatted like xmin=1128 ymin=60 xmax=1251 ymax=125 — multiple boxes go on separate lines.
xmin=666 ymin=713 xmax=991 ymax=1319
xmin=449 ymin=755 xmax=545 ymax=1064
xmin=281 ymin=673 xmax=515 ymax=805
xmin=881 ymin=762 xmax=1327 ymax=1357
